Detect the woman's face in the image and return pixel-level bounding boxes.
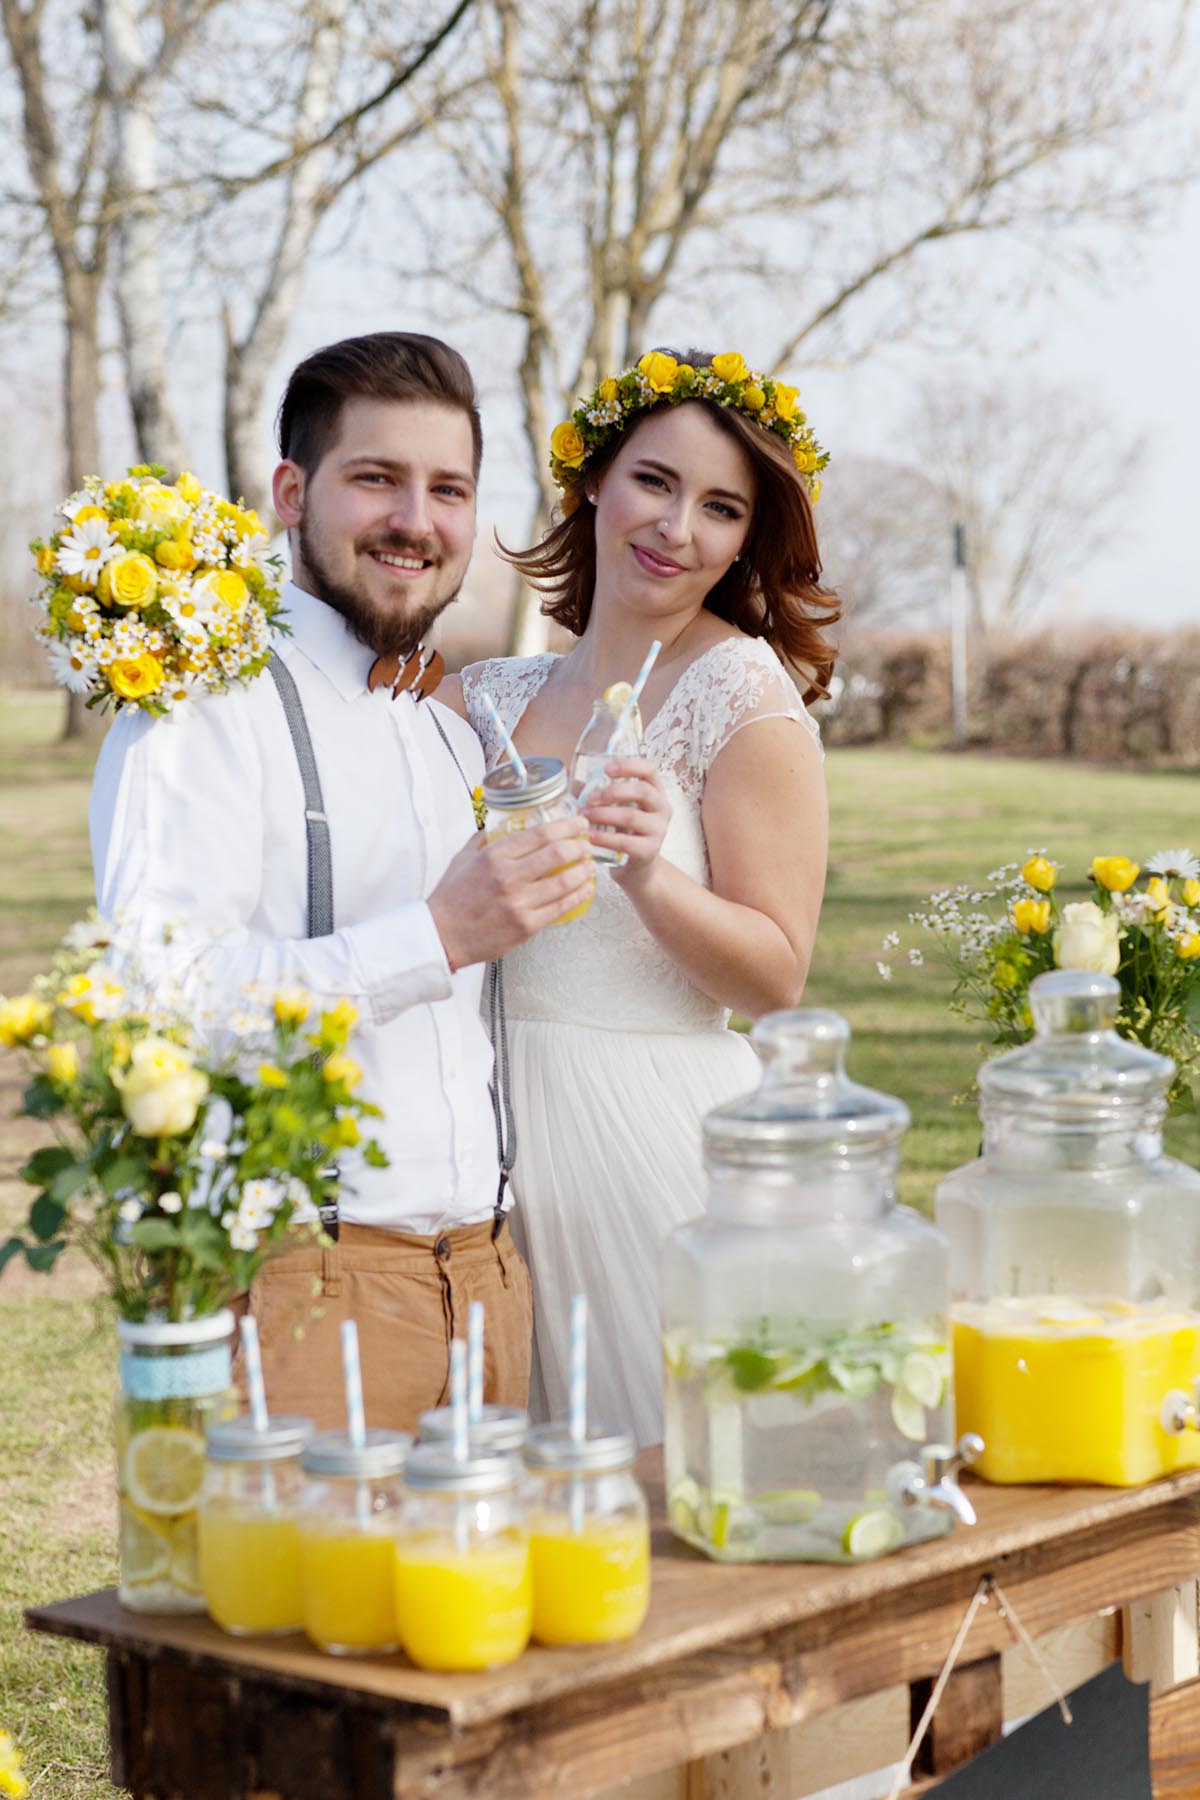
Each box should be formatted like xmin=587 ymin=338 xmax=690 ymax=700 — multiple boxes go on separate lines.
xmin=589 ymin=403 xmax=756 ymax=621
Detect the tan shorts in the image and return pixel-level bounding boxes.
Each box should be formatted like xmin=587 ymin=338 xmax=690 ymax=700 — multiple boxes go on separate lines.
xmin=235 ymin=1218 xmax=533 ymax=1436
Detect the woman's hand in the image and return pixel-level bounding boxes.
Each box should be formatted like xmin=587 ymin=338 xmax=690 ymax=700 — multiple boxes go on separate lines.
xmin=582 ymin=757 xmax=672 ymax=887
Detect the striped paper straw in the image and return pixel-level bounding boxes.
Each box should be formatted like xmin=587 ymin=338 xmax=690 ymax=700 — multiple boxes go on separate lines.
xmin=468 ymin=1302 xmax=485 ymax=1423
xmin=604 ymin=638 xmax=661 ymax=754
xmin=450 ymin=1339 xmax=469 ymax=1463
xmin=240 ymin=1314 xmax=269 ymax=1435
xmin=569 ymin=1293 xmax=588 ymax=1445
xmin=340 ymin=1319 xmax=366 ymax=1449
xmin=480 ymin=691 xmax=528 ymax=786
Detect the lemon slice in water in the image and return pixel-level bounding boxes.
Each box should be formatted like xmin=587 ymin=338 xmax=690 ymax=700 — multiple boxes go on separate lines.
xmin=842 ymin=1508 xmax=905 ymax=1559
xmin=119 ymin=1500 xmax=171 ymax=1586
xmin=898 ymin=1351 xmax=945 ymax=1409
xmin=123 ymin=1426 xmax=206 ymax=1517
xmin=604 ymin=681 xmax=634 ymax=710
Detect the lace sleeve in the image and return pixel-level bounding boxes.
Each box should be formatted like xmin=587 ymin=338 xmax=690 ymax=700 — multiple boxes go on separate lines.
xmin=460 ymin=654 xmax=556 ymax=768
xmin=654 ymin=637 xmax=823 ymax=803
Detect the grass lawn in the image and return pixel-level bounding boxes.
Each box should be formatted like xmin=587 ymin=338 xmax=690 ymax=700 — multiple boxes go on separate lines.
xmin=2 ymin=690 xmax=1199 ymax=1794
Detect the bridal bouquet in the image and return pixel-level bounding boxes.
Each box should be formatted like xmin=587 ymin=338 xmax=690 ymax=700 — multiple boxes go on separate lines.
xmin=878 ymin=849 xmax=1200 ymax=1108
xmin=0 ymin=919 xmax=385 ymax=1320
xmin=30 ymin=464 xmax=285 ymax=716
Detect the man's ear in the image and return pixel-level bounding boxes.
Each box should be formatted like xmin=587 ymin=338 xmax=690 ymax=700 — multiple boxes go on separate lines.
xmin=272 ymin=460 xmax=305 ymax=528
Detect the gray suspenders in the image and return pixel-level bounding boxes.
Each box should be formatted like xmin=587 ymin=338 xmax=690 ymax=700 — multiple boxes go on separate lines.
xmin=266 ymin=653 xmax=515 ymax=1233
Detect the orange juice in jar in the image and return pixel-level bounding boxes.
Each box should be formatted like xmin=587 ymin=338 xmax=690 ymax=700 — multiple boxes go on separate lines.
xmin=524 ymin=1424 xmax=650 ymax=1646
xmin=482 ymin=757 xmax=595 ymax=925
xmin=199 ymin=1415 xmax=312 ymax=1635
xmin=393 ymin=1443 xmax=532 ymax=1671
xmin=296 ymin=1429 xmax=410 ymax=1655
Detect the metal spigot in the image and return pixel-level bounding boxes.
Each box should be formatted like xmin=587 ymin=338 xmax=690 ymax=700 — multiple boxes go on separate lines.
xmin=893 ymin=1433 xmax=984 ymax=1526
xmin=1160 ymin=1379 xmax=1200 ymax=1435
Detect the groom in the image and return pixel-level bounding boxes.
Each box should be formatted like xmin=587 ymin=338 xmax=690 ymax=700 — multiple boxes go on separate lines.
xmin=90 ymin=331 xmax=594 ymax=1430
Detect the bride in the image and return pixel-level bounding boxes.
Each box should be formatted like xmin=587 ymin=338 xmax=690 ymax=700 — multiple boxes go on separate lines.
xmin=439 ymin=349 xmax=838 ymax=1444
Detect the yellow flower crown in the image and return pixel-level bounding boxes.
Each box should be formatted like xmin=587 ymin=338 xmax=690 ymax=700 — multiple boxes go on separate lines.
xmin=549 ymin=350 xmax=828 ymax=510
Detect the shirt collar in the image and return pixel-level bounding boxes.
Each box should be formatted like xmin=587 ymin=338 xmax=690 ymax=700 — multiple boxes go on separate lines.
xmin=279 ymin=580 xmax=377 ymax=702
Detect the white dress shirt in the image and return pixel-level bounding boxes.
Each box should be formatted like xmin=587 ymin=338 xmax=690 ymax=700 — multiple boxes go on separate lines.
xmin=90 ymin=581 xmax=501 ymax=1232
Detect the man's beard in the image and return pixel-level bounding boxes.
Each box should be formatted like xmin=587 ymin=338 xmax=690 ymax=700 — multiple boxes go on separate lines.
xmin=297 ymin=515 xmax=461 ymax=659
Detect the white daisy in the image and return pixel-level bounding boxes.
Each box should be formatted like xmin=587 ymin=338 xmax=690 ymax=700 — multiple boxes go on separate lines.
xmin=1146 ymin=849 xmax=1200 ymax=880
xmin=58 ymin=488 xmax=92 ymax=520
xmin=56 ymin=516 xmax=118 ymax=584
xmin=46 ymin=639 xmax=98 ymax=694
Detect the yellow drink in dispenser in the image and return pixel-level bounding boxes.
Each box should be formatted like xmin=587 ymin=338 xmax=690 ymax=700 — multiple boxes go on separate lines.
xmin=523 ymin=1423 xmax=651 ymax=1646
xmin=953 ymin=1296 xmax=1200 ymax=1486
xmin=296 ymin=1428 xmax=410 ymax=1655
xmin=395 ymin=1441 xmax=531 ymax=1671
xmin=482 ymin=757 xmax=594 ymax=926
xmin=200 ymin=1414 xmax=312 ymax=1636
xmin=394 ymin=1531 xmax=532 ymax=1670
xmin=530 ymin=1516 xmax=650 ymax=1644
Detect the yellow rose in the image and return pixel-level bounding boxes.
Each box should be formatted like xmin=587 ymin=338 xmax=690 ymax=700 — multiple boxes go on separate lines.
xmin=1012 ymin=897 xmax=1052 ymax=935
xmin=1090 ymin=855 xmax=1139 ymax=893
xmin=598 ymin=378 xmax=619 ymax=404
xmin=1054 ymin=900 xmax=1123 ymax=975
xmin=109 ymin=653 xmax=164 ymax=701
xmin=175 ymin=471 xmax=203 ymax=505
xmin=710 ymin=352 xmax=748 ymax=384
xmin=35 ymin=543 xmax=57 ymax=576
xmin=772 ymin=382 xmax=799 ymax=422
xmin=741 ymin=383 xmax=766 ymax=411
xmin=322 ymin=1052 xmax=363 ymax=1090
xmin=110 ymin=1035 xmax=209 ymax=1137
xmin=154 ymin=536 xmax=194 ymax=572
xmin=0 ymin=994 xmax=53 ymax=1045
xmin=235 ymin=508 xmax=263 ymax=538
xmin=550 ymin=421 xmax=587 ymax=468
xmin=1146 ymin=876 xmax=1172 ymax=918
xmin=1184 ymin=879 xmax=1200 ymax=908
xmin=257 ymin=1063 xmax=289 ymax=1089
xmin=1021 ymin=855 xmax=1057 ymax=893
xmin=1177 ymin=934 xmax=1200 ymax=960
xmin=792 ymin=446 xmax=818 ymax=473
xmin=72 ymin=504 xmax=108 ymax=525
xmin=45 ymin=1041 xmax=79 ymax=1085
xmin=273 ymin=987 xmax=312 ymax=1026
xmin=637 ymin=351 xmax=679 ymax=393
xmin=136 ymin=479 xmax=191 ymax=530
xmin=99 ymin=551 xmax=158 ymax=610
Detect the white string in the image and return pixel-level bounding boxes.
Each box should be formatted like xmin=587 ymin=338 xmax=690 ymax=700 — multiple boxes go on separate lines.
xmin=990 ymin=1577 xmax=1073 ymax=1724
xmin=886 ymin=1580 xmax=990 ymax=1800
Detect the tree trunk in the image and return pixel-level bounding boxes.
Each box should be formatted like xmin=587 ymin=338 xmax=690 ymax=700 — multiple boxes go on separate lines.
xmin=61 ymin=267 xmax=105 ymax=742
xmin=507 ymin=492 xmax=552 ymax=656
xmin=100 ymin=0 xmax=187 ymax=471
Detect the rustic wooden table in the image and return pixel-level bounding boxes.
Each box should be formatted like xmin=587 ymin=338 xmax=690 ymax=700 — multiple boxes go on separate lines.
xmin=27 ymin=1454 xmax=1200 ymax=1800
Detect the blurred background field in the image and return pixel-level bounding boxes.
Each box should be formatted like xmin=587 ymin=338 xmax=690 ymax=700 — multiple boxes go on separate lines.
xmin=4 ymin=693 xmax=1200 ymax=1796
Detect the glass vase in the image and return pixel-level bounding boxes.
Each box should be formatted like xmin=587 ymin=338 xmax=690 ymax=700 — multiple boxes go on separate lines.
xmin=115 ymin=1310 xmax=236 ymax=1613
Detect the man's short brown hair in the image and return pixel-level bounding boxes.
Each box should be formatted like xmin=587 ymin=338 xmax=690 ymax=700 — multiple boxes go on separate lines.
xmin=277 ymin=332 xmax=483 ymax=478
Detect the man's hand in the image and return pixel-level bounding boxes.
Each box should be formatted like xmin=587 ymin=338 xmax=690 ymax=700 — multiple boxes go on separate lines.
xmin=428 ymin=816 xmax=595 ymax=971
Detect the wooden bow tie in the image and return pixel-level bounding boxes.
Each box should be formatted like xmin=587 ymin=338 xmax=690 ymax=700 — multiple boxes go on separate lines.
xmin=367 ymin=644 xmax=446 ymax=703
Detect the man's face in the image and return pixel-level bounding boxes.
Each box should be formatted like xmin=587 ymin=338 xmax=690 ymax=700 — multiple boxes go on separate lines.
xmin=274 ymin=395 xmax=477 ymax=658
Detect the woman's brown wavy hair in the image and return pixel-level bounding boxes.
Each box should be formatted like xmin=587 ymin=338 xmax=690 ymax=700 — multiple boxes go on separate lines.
xmin=500 ymin=350 xmax=840 ymax=702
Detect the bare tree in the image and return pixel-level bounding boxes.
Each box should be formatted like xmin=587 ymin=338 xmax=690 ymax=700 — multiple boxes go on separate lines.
xmin=420 ymin=0 xmax=1192 ymax=652
xmin=912 ymin=377 xmax=1146 ymax=636
xmin=816 ymin=456 xmax=948 ymax=633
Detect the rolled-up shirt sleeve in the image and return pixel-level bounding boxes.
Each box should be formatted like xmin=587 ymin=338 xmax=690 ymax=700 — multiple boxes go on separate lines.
xmin=90 ymin=690 xmax=453 ymax=1024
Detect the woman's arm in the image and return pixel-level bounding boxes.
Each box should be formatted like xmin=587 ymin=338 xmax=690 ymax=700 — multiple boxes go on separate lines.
xmin=587 ymin=718 xmax=826 ymax=1018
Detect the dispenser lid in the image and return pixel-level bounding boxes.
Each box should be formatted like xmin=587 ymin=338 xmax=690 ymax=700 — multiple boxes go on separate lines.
xmin=703 ymin=1010 xmax=910 ymax=1168
xmin=979 ymin=970 xmax=1173 ymax=1117
xmin=482 ymin=756 xmax=567 ymax=809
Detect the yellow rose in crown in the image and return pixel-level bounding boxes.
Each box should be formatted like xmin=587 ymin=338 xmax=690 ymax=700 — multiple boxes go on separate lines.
xmin=711 ymin=352 xmax=748 ymax=383
xmin=99 ymin=551 xmax=158 ymax=609
xmin=772 ymin=382 xmax=800 ymax=422
xmin=111 ymin=1035 xmax=209 ymax=1137
xmin=550 ymin=421 xmax=587 ymax=469
xmin=637 ymin=351 xmax=679 ymax=393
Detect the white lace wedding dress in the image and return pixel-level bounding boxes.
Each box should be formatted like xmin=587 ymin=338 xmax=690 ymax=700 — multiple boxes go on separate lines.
xmin=462 ymin=636 xmax=822 ymax=1446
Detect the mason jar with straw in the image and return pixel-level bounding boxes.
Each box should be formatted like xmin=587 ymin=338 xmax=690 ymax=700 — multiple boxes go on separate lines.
xmin=198 ymin=1315 xmax=313 ymax=1636
xmin=419 ymin=1301 xmax=528 ymax=1455
xmin=523 ymin=1295 xmax=651 ymax=1645
xmin=295 ymin=1320 xmax=409 ymax=1655
xmin=479 ymin=689 xmax=595 ymax=924
xmin=393 ymin=1338 xmax=532 ymax=1671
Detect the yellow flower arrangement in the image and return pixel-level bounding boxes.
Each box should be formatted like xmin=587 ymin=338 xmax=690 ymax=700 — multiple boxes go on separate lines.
xmin=548 ymin=350 xmax=828 ymax=507
xmin=30 ymin=463 xmax=285 ymax=718
xmin=880 ymin=847 xmax=1200 ymax=1109
xmin=0 ymin=1729 xmax=28 ymax=1800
